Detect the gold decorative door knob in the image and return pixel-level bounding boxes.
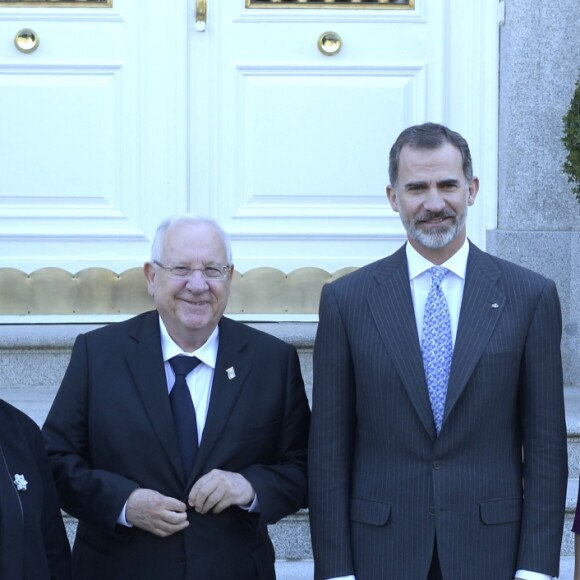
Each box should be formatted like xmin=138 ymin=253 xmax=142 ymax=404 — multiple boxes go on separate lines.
xmin=318 ymin=31 xmax=342 ymax=56
xmin=15 ymin=29 xmax=39 ymax=53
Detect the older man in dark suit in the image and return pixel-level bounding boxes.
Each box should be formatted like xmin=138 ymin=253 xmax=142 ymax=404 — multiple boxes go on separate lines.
xmin=43 ymin=214 xmax=310 ymax=580
xmin=308 ymin=123 xmax=568 ymax=580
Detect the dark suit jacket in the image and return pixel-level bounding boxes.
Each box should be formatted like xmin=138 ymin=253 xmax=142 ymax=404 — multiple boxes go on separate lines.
xmin=0 ymin=400 xmax=71 ymax=580
xmin=42 ymin=312 xmax=310 ymax=580
xmin=308 ymin=242 xmax=568 ymax=580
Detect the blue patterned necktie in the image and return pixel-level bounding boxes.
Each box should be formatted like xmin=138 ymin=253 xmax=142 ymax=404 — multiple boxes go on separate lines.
xmin=169 ymin=355 xmax=201 ymax=477
xmin=421 ymin=267 xmax=453 ymax=434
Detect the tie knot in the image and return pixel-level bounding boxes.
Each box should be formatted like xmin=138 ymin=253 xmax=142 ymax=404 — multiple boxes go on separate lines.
xmin=429 ymin=266 xmax=448 ymax=287
xmin=169 ymin=355 xmax=201 ymax=378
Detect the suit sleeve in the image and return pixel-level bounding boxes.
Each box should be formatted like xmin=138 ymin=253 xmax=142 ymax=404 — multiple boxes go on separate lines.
xmin=516 ymin=278 xmax=568 ymax=575
xmin=42 ymin=334 xmax=139 ymax=534
xmin=238 ymin=343 xmax=311 ymax=525
xmin=31 ymin=422 xmax=73 ymax=580
xmin=308 ymin=282 xmax=357 ymax=580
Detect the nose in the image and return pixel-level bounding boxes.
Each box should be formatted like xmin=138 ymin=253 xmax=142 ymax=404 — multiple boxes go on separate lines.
xmin=423 ymin=186 xmax=446 ymax=213
xmin=185 ymin=269 xmax=209 ymax=291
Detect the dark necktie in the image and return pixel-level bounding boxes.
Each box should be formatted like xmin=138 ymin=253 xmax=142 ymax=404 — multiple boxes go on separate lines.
xmin=169 ymin=355 xmax=201 ymax=477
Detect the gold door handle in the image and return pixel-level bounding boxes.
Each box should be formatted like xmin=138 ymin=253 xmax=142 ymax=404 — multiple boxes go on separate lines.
xmin=196 ymin=0 xmax=207 ymax=32
xmin=318 ymin=31 xmax=342 ymax=56
xmin=15 ymin=29 xmax=39 ymax=54
xmin=318 ymin=30 xmax=342 ymax=56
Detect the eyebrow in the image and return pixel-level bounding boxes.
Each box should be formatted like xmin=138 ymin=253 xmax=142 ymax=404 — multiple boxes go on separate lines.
xmin=180 ymin=264 xmax=229 ymax=271
xmin=404 ymin=178 xmax=460 ymax=190
xmin=404 ymin=180 xmax=427 ymax=190
xmin=438 ymin=179 xmax=461 ymax=187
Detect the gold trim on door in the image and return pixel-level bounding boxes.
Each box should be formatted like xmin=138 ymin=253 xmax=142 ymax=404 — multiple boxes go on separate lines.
xmin=0 ymin=0 xmax=111 ymax=7
xmin=246 ymin=0 xmax=413 ymax=8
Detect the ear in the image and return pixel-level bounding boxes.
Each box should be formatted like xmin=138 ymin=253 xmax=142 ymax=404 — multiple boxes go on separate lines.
xmin=467 ymin=177 xmax=480 ymax=206
xmin=143 ymin=262 xmax=156 ymax=296
xmin=386 ymin=185 xmax=399 ymax=212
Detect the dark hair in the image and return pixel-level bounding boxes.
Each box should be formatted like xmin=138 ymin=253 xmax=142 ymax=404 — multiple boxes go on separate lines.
xmin=388 ymin=122 xmax=473 ymax=186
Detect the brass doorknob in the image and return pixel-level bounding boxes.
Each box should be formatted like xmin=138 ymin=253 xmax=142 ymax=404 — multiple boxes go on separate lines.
xmin=318 ymin=31 xmax=342 ymax=56
xmin=15 ymin=29 xmax=39 ymax=53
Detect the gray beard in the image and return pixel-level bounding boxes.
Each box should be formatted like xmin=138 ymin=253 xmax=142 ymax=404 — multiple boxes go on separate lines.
xmin=404 ymin=211 xmax=467 ymax=250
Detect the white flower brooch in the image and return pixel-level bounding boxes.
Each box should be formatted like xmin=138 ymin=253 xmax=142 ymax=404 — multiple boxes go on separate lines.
xmin=13 ymin=473 xmax=28 ymax=491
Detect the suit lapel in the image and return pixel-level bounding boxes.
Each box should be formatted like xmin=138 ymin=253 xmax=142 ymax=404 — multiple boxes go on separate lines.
xmin=124 ymin=312 xmax=184 ymax=482
xmin=367 ymin=246 xmax=437 ymax=439
xmin=442 ymin=244 xmax=506 ymax=429
xmin=190 ymin=317 xmax=250 ymax=482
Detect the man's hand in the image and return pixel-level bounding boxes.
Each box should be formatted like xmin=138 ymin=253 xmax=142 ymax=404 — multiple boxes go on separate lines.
xmin=126 ymin=488 xmax=189 ymax=537
xmin=188 ymin=469 xmax=255 ymax=514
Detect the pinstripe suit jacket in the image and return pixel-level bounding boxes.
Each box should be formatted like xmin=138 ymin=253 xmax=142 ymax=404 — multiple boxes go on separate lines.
xmin=308 ymin=242 xmax=568 ymax=580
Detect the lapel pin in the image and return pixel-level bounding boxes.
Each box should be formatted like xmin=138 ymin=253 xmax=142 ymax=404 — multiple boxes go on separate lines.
xmin=13 ymin=473 xmax=28 ymax=491
xmin=226 ymin=367 xmax=236 ymax=380
xmin=491 ymin=303 xmax=499 ymax=309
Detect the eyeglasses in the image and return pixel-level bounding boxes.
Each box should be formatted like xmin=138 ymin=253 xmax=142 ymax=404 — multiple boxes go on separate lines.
xmin=153 ymin=261 xmax=232 ymax=281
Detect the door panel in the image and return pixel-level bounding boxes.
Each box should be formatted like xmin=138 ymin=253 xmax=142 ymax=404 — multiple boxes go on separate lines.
xmin=0 ymin=0 xmax=498 ymax=288
xmin=0 ymin=1 xmax=189 ymax=271
xmin=191 ymin=0 xmax=498 ymax=272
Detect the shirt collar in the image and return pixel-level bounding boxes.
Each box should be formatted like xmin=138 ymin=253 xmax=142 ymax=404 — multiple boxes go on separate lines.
xmin=158 ymin=317 xmax=219 ymax=370
xmin=406 ymin=238 xmax=469 ymax=282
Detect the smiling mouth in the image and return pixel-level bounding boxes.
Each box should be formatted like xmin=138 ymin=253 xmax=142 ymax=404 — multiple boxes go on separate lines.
xmin=181 ymin=298 xmax=210 ymax=307
xmin=422 ymin=219 xmax=451 ymax=229
xmin=417 ymin=212 xmax=455 ymax=225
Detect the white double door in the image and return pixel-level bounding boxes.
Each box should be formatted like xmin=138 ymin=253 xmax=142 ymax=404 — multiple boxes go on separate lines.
xmin=0 ymin=0 xmax=498 ymax=273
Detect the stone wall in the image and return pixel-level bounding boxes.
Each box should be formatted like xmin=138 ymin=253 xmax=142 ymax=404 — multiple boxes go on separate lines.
xmin=493 ymin=0 xmax=580 ymax=386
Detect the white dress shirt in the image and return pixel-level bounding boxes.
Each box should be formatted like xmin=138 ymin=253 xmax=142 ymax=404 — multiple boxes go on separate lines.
xmin=323 ymin=241 xmax=551 ymax=580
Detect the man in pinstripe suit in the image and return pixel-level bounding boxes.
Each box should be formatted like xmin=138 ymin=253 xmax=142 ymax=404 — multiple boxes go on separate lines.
xmin=308 ymin=123 xmax=568 ymax=580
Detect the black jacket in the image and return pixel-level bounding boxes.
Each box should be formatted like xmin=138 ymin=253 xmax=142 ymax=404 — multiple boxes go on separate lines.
xmin=0 ymin=399 xmax=71 ymax=579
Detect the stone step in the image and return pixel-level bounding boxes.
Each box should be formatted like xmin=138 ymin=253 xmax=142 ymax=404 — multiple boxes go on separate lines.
xmin=560 ymin=557 xmax=575 ymax=580
xmin=275 ymin=560 xmax=314 ymax=580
